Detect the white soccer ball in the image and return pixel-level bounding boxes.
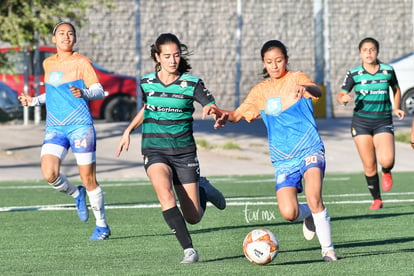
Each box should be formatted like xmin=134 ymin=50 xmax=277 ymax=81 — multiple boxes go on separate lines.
xmin=243 ymin=228 xmax=279 ymax=265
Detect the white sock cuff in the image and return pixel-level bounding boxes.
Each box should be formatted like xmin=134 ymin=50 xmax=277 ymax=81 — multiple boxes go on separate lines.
xmin=49 ymin=174 xmax=77 ymax=195
xmin=87 ymin=185 xmax=106 ymax=227
xmin=48 ymin=174 xmax=63 ymax=186
xmin=312 ymin=208 xmax=330 ymax=220
xmin=86 ymin=185 xmax=103 ymax=196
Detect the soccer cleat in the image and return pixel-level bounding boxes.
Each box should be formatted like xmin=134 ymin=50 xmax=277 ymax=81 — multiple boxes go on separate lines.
xmin=75 ymin=186 xmax=89 ymax=222
xmin=90 ymin=225 xmax=111 ymax=240
xmin=303 ymin=215 xmax=316 ymax=240
xmin=369 ymin=199 xmax=383 ymax=210
xmin=382 ymin=172 xmax=393 ymax=192
xmin=322 ymin=249 xmax=338 ymax=261
xmin=181 ymin=248 xmax=199 ymax=264
xmin=199 ymin=177 xmax=226 ymax=210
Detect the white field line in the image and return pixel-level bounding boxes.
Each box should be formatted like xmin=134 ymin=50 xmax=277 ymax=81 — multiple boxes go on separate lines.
xmin=229 ymin=192 xmax=414 ymax=201
xmin=0 ymin=177 xmax=351 ymax=190
xmin=1 ymin=194 xmax=413 ymax=212
xmin=0 ymin=182 xmax=149 ymax=189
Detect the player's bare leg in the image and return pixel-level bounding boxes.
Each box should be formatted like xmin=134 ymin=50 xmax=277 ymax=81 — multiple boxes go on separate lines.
xmin=354 ymin=135 xmax=382 ymax=209
xmin=175 ymin=183 xmax=203 ymax=224
xmin=374 ymin=132 xmax=395 ymax=191
xmin=148 ymin=163 xmax=198 ymax=263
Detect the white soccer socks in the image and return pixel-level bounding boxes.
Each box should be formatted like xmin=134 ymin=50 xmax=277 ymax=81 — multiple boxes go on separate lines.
xmin=87 ymin=186 xmax=107 ymax=227
xmin=313 ymin=208 xmax=334 ymax=251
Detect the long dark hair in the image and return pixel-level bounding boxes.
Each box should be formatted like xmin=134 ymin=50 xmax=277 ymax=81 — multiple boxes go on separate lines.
xmin=260 ymin=40 xmax=288 ymax=78
xmin=150 ymin=33 xmax=192 ymax=73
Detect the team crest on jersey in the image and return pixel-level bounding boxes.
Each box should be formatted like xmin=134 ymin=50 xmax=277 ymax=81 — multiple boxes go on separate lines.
xmin=358 ymin=70 xmax=363 ymax=75
xmin=204 ymin=88 xmax=212 ymax=96
xmin=147 ymin=78 xmax=155 ymax=84
xmin=382 ymin=69 xmax=388 ymax=75
xmin=180 ymin=79 xmax=187 ymax=88
xmin=266 ymin=97 xmax=282 ymax=115
xmin=49 ymin=71 xmax=63 ymax=86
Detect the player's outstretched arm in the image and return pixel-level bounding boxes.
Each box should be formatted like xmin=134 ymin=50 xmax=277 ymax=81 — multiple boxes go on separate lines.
xmin=19 ymin=92 xmax=48 ymax=107
xmin=116 ymin=106 xmax=145 ymax=157
xmin=202 ymin=104 xmax=229 ymax=129
xmin=211 ymin=107 xmax=243 ymax=128
xmin=18 ymin=95 xmax=33 ymax=106
xmin=391 ymin=86 xmax=404 ymax=120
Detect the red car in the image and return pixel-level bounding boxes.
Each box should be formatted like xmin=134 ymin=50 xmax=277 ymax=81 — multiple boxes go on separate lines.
xmin=0 ymin=46 xmax=137 ymax=121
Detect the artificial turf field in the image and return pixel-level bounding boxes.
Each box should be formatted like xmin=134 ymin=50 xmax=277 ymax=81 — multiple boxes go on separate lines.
xmin=1 ymin=172 xmax=413 ymax=275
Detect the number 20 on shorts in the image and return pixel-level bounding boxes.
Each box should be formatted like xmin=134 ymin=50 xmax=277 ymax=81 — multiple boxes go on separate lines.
xmin=305 ymin=155 xmax=318 ymax=166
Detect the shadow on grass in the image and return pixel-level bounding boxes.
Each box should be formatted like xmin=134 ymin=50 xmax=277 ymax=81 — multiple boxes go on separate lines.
xmin=201 ymin=235 xmax=414 ymax=264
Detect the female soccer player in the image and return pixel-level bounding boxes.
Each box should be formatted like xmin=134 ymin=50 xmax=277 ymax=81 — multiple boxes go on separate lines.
xmin=18 ymin=22 xmax=110 ymax=240
xmin=211 ymin=40 xmax=337 ymax=261
xmin=337 ymin=37 xmax=404 ymax=210
xmin=116 ymin=33 xmax=226 ymax=264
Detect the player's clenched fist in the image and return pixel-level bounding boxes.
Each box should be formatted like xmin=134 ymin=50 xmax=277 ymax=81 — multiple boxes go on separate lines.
xmin=18 ymin=95 xmax=33 ymax=106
